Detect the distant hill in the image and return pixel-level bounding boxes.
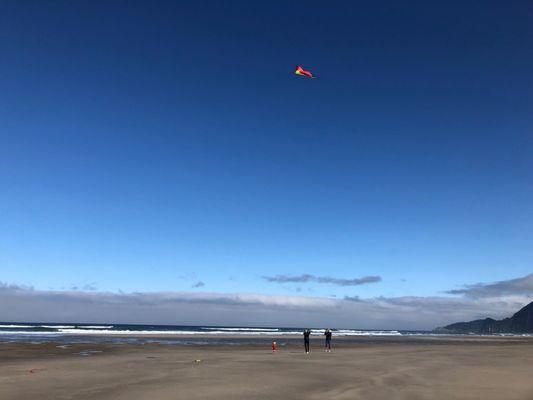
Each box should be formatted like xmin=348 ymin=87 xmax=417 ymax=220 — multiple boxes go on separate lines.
xmin=435 ymin=302 xmax=533 ymax=334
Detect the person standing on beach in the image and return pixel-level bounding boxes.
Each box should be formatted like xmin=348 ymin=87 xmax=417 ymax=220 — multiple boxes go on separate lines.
xmin=303 ymin=329 xmax=311 ymax=354
xmin=324 ymin=329 xmax=332 ymax=352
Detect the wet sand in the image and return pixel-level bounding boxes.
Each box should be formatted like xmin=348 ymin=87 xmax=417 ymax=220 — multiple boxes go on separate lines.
xmin=1 ymin=336 xmax=533 ymax=400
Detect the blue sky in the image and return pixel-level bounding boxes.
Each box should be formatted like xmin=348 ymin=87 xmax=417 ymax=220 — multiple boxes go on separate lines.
xmin=1 ymin=1 xmax=532 ymax=308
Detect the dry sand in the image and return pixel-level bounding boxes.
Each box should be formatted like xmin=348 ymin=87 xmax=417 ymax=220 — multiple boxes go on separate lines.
xmin=1 ymin=336 xmax=533 ymax=400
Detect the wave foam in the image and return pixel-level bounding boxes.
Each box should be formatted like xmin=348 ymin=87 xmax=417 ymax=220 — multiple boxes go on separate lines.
xmin=0 ymin=325 xmax=33 ymax=328
xmin=202 ymin=327 xmax=279 ymax=332
xmin=40 ymin=325 xmax=75 ymax=329
xmin=0 ymin=328 xmax=403 ymax=336
xmin=78 ymin=326 xmax=114 ymax=329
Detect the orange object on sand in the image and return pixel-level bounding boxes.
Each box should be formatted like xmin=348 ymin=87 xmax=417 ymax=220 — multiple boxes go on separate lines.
xmin=272 ymin=341 xmax=277 ymax=352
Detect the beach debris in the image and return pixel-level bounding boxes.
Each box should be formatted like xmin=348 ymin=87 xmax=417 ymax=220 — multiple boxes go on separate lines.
xmin=295 ymin=65 xmax=316 ymax=79
xmin=28 ymin=369 xmax=36 ymax=374
xmin=79 ymin=350 xmax=103 ymax=357
xmin=195 ymin=359 xmax=202 ymax=363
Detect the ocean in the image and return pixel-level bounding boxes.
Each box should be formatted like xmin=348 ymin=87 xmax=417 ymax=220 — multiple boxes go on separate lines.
xmin=0 ymin=322 xmax=409 ymax=344
xmin=1 ymin=323 xmax=529 ymax=345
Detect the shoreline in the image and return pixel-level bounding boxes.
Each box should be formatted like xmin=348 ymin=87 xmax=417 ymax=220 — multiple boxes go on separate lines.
xmin=2 ymin=333 xmax=533 ymax=345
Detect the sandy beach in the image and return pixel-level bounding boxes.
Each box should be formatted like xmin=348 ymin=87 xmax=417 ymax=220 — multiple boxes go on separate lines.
xmin=1 ymin=336 xmax=532 ymax=400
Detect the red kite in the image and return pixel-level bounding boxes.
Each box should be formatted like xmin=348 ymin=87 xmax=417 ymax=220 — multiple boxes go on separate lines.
xmin=295 ymin=65 xmax=315 ymax=78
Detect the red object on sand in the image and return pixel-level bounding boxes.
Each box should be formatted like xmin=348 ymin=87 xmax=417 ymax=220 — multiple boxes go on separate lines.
xmin=272 ymin=341 xmax=277 ymax=352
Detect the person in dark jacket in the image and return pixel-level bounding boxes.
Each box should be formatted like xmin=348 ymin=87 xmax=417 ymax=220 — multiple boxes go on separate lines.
xmin=324 ymin=329 xmax=332 ymax=352
xmin=303 ymin=329 xmax=311 ymax=353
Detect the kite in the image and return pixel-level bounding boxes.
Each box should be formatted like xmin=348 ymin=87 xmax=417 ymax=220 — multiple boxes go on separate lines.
xmin=295 ymin=65 xmax=315 ymax=78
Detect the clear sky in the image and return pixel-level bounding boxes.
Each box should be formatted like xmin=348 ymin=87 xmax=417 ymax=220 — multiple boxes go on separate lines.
xmin=1 ymin=1 xmax=532 ymax=323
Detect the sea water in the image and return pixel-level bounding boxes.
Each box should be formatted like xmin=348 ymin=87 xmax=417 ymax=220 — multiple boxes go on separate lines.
xmin=0 ymin=322 xmax=529 ymax=345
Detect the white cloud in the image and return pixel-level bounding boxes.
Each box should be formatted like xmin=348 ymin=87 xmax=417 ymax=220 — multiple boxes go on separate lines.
xmin=1 ymin=280 xmax=531 ymax=330
xmin=263 ymin=274 xmax=381 ymax=286
xmin=446 ymin=273 xmax=533 ymax=298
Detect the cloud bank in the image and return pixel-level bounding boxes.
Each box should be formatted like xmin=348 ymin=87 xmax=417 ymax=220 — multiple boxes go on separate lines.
xmin=446 ymin=273 xmax=533 ymax=298
xmin=1 ymin=274 xmax=532 ymax=330
xmin=262 ymin=274 xmax=381 ymax=286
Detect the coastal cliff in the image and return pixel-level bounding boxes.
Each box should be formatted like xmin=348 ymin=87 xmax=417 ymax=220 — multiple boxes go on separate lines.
xmin=436 ymin=302 xmax=533 ymax=334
